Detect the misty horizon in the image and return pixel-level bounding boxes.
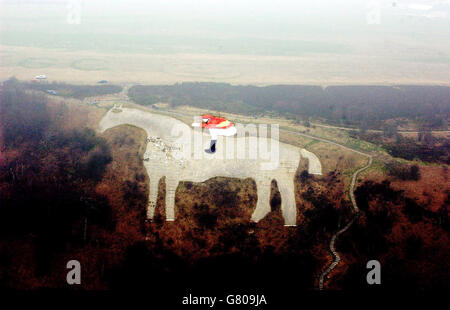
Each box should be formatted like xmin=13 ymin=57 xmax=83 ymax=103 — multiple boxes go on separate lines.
xmin=1 ymin=0 xmax=449 ymax=85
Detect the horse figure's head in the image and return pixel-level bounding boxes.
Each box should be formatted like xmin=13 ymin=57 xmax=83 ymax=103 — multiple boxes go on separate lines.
xmin=99 ymin=107 xmax=191 ymax=141
xmin=99 ymin=107 xmax=194 ymax=163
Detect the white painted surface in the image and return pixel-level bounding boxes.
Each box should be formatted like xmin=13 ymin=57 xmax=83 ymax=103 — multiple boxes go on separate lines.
xmin=99 ymin=108 xmax=322 ymax=226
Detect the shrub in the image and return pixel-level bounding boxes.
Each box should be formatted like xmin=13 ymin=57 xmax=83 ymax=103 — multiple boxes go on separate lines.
xmin=386 ymin=162 xmax=421 ymax=181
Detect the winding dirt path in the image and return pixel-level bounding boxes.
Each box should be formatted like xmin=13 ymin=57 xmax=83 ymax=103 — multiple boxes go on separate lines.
xmin=318 ymin=155 xmax=372 ymax=290
xmin=280 ymin=129 xmax=374 ymax=290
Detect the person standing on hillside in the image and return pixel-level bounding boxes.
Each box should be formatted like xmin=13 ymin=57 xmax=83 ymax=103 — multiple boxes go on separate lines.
xmin=192 ymin=114 xmax=237 ymax=153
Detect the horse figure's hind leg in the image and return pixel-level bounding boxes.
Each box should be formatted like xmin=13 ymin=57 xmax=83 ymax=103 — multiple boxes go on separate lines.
xmin=277 ymin=177 xmax=297 ymax=226
xmin=251 ymin=177 xmax=272 ymax=223
xmin=165 ymin=177 xmax=178 ymax=221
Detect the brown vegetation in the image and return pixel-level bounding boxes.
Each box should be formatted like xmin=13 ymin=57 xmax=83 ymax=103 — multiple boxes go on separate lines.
xmin=1 ymin=78 xmax=448 ymax=291
xmin=0 ymin=79 xmax=351 ymax=289
xmin=332 ymin=172 xmax=449 ymax=290
xmin=351 ymin=130 xmax=449 ymax=164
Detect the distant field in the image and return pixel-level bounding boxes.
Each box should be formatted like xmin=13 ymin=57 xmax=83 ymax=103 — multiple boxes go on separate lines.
xmin=18 ymin=57 xmax=57 ymax=69
xmin=71 ymin=58 xmax=109 ymax=71
xmin=1 ymin=44 xmax=450 ymax=86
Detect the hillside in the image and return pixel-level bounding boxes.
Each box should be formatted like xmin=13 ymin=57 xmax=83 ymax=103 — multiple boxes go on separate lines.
xmin=0 ymin=79 xmax=448 ymax=292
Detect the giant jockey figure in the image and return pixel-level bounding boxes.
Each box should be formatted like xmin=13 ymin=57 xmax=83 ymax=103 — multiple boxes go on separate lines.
xmin=192 ymin=114 xmax=237 ymax=153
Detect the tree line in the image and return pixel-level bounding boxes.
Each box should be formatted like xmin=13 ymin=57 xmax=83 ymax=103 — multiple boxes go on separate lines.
xmin=128 ymin=83 xmax=449 ymax=130
xmin=14 ymin=77 xmax=123 ymax=99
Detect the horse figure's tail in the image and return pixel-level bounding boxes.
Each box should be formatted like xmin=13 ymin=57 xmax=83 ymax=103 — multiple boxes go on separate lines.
xmin=300 ymin=148 xmax=322 ymax=175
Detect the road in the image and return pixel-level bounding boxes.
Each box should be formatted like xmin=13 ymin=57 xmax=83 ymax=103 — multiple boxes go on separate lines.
xmin=310 ymin=122 xmax=450 ymax=134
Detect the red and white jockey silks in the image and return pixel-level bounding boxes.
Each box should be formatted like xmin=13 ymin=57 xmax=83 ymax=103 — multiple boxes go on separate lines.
xmin=200 ymin=115 xmax=234 ymax=129
xmin=192 ymin=115 xmax=237 ymax=152
xmin=199 ymin=115 xmax=237 ymax=140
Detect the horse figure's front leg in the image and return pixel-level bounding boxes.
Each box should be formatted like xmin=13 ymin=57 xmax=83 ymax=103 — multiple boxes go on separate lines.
xmin=165 ymin=177 xmax=179 ymax=221
xmin=147 ymin=174 xmax=161 ymax=220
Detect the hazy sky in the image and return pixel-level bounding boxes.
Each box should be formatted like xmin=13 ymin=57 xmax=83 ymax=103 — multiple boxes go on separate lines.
xmin=0 ymin=0 xmax=449 ymax=84
xmin=1 ymin=0 xmax=449 ymax=53
xmin=2 ymin=0 xmax=450 ymax=29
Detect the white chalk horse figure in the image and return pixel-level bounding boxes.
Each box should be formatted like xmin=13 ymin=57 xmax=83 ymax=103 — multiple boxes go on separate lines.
xmin=99 ymin=108 xmax=322 ymax=226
